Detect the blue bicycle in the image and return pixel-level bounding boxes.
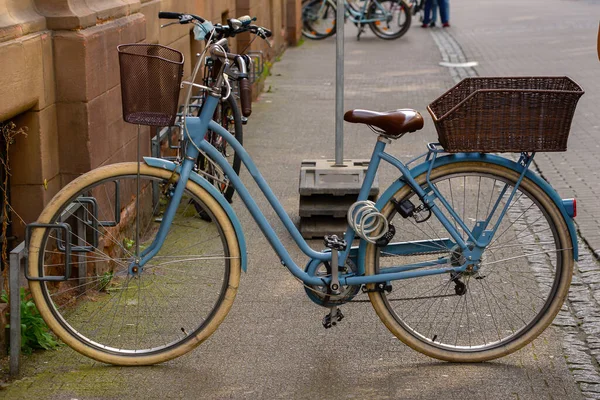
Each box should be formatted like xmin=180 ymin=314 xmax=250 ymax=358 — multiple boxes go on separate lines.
xmin=302 ymin=0 xmax=412 ymax=40
xmin=26 ymin=12 xmax=583 ymax=366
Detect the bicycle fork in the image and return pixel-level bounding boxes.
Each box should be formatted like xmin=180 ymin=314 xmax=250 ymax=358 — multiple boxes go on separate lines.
xmin=134 ymin=119 xmax=211 ymax=271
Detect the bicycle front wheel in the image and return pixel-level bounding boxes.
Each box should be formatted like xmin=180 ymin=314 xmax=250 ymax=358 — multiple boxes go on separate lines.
xmin=365 ymin=161 xmax=573 ymax=362
xmin=302 ymin=0 xmax=337 ymax=40
xmin=368 ymin=0 xmax=412 ymax=40
xmin=27 ymin=162 xmax=241 ymax=365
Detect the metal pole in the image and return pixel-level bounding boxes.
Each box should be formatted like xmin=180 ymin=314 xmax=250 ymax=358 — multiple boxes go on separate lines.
xmin=9 ymin=241 xmax=24 ymax=376
xmin=334 ymin=0 xmax=345 ymax=166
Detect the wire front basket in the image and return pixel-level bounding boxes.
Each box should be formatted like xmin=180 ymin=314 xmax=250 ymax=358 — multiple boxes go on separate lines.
xmin=428 ymin=77 xmax=584 ymax=153
xmin=118 ymin=44 xmax=184 ymax=127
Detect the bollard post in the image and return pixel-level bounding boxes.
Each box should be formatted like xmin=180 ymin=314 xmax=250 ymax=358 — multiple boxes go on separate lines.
xmin=9 ymin=241 xmax=24 ymax=377
xmin=334 ymin=0 xmax=345 ymax=166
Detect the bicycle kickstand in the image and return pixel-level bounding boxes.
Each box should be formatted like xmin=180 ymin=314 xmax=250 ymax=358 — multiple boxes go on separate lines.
xmin=356 ymin=23 xmax=365 ymax=41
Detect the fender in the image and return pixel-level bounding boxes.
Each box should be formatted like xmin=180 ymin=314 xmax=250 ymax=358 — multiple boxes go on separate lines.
xmin=357 ymin=152 xmax=578 ymax=272
xmin=143 ymin=157 xmax=248 ymax=272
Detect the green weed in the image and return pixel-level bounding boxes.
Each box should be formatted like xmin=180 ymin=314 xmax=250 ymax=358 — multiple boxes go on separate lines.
xmin=1 ymin=288 xmax=60 ymax=354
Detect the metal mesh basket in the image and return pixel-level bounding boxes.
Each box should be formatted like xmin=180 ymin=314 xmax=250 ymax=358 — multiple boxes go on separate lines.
xmin=427 ymin=77 xmax=584 ymax=153
xmin=118 ymin=44 xmax=184 ymax=127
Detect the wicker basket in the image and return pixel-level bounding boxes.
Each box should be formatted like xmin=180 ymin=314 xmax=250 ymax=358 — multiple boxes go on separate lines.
xmin=427 ymin=77 xmax=584 ymax=153
xmin=118 ymin=44 xmax=184 ymax=127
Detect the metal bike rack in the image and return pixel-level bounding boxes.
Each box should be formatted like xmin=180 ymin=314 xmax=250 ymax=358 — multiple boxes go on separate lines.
xmin=246 ymin=50 xmax=264 ymax=84
xmin=8 ymin=241 xmax=24 ymax=376
xmin=298 ymin=0 xmax=378 ymax=238
xmin=8 ymin=200 xmax=93 ymax=376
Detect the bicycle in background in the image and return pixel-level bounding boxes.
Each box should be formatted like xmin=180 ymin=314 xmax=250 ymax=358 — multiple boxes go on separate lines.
xmin=302 ymin=0 xmax=412 ymax=41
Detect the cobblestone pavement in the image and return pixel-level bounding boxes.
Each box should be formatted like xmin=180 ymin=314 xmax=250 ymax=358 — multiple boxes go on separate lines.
xmin=1 ymin=1 xmax=599 ymax=399
xmin=430 ymin=1 xmax=600 ymax=398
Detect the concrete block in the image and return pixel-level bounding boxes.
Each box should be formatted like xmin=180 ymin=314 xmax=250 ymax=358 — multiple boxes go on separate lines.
xmin=299 ymin=159 xmax=379 ymax=196
xmin=299 ymin=194 xmax=357 ymax=218
xmin=299 ymin=216 xmax=348 ymax=239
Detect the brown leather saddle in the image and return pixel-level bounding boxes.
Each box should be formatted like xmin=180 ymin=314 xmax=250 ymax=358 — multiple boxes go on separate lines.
xmin=344 ymin=109 xmax=424 ymax=138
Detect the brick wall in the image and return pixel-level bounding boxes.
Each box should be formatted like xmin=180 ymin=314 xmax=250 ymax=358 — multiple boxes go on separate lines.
xmin=0 ymin=0 xmax=302 ymax=241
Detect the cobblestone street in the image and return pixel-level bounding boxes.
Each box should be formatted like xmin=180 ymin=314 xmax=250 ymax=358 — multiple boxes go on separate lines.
xmin=435 ymin=1 xmax=600 ymax=397
xmin=2 ymin=0 xmax=600 ymax=399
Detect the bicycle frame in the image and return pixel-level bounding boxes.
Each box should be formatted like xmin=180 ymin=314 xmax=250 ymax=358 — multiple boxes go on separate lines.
xmin=309 ymin=0 xmax=393 ymax=25
xmin=138 ymin=93 xmax=578 ymax=288
xmin=345 ymin=0 xmax=395 ymax=24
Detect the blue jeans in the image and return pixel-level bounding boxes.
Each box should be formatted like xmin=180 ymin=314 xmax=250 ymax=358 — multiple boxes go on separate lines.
xmin=424 ymin=0 xmax=449 ymax=24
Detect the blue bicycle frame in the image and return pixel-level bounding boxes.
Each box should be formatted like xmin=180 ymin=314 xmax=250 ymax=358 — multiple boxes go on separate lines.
xmin=345 ymin=0 xmax=382 ymax=24
xmin=138 ymin=94 xmax=578 ymax=289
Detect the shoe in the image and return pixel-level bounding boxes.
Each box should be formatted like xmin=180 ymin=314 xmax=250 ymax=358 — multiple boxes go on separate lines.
xmin=429 ymin=22 xmax=436 ymax=27
xmin=443 ymin=22 xmax=450 ymax=28
xmin=421 ymin=23 xmax=429 ymax=28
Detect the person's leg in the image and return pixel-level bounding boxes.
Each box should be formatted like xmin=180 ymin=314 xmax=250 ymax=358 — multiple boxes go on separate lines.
xmin=430 ymin=0 xmax=438 ymax=26
xmin=422 ymin=0 xmax=433 ymax=26
xmin=438 ymin=0 xmax=450 ymax=26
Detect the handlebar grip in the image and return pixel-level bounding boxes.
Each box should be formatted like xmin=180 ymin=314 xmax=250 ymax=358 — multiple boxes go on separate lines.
xmin=239 ymin=78 xmax=252 ymax=118
xmin=263 ymin=28 xmax=273 ymax=38
xmin=158 ymin=11 xmax=181 ymax=19
xmin=238 ymin=15 xmax=253 ymax=26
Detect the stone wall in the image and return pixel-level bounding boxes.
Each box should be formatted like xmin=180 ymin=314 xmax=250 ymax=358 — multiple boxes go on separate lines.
xmin=0 ymin=0 xmax=301 ymax=241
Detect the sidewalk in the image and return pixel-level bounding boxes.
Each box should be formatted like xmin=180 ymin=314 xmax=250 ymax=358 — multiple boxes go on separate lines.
xmin=1 ymin=3 xmax=596 ymax=398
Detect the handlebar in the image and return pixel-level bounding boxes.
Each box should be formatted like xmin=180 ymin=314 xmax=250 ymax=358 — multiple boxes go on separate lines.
xmin=209 ymin=43 xmax=253 ymax=117
xmin=160 ymin=11 xmax=265 ymax=117
xmin=158 ymin=11 xmax=271 ymax=39
xmin=158 ymin=11 xmax=205 ymax=22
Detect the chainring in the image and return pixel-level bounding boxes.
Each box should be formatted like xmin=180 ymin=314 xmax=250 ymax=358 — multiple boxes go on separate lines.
xmin=304 ymin=258 xmax=361 ymax=307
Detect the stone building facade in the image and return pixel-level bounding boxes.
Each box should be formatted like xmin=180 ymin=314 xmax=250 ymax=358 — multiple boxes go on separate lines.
xmin=0 ymin=0 xmax=301 ymax=242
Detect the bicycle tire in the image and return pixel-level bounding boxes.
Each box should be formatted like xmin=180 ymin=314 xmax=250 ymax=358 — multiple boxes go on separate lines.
xmin=302 ymin=0 xmax=337 ymax=40
xmin=365 ymin=161 xmax=573 ymax=362
xmin=368 ymin=0 xmax=412 ymax=40
xmin=197 ymin=95 xmax=243 ymax=204
xmin=27 ymin=162 xmax=241 ymax=365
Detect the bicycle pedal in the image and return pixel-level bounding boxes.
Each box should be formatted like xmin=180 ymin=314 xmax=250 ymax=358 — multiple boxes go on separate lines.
xmin=322 ymin=308 xmax=344 ymax=329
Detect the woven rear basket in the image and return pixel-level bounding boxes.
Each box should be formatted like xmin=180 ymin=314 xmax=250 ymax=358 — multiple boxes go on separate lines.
xmin=118 ymin=44 xmax=184 ymax=127
xmin=427 ymin=77 xmax=584 ymax=153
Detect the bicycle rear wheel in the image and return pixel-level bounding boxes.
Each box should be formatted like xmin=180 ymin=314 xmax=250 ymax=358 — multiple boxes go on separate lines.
xmin=368 ymin=0 xmax=412 ymax=40
xmin=27 ymin=162 xmax=241 ymax=365
xmin=365 ymin=161 xmax=573 ymax=362
xmin=302 ymin=0 xmax=337 ymax=40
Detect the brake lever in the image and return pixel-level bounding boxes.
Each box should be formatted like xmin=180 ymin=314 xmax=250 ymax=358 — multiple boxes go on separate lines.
xmin=160 ymin=21 xmax=180 ymax=28
xmin=257 ymin=28 xmax=273 ymax=48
